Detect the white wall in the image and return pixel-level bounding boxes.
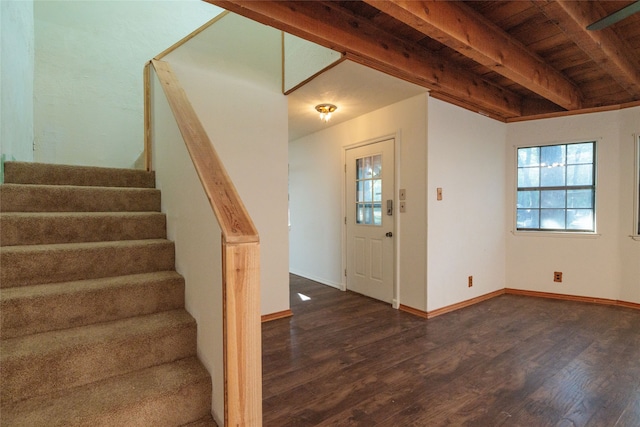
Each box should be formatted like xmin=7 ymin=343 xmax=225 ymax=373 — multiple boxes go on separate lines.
xmin=164 ymin=14 xmax=290 ymax=317
xmin=1 ymin=0 xmax=35 ymax=168
xmin=33 ymin=0 xmax=221 ymax=168
xmin=619 ymin=108 xmax=640 ymax=304
xmin=289 ymin=94 xmax=428 ymax=310
xmin=506 ymin=107 xmax=640 ymax=303
xmin=427 ymin=97 xmax=507 ymax=311
xmin=283 ymin=33 xmax=341 ymax=92
xmin=151 ymin=72 xmax=224 ymax=423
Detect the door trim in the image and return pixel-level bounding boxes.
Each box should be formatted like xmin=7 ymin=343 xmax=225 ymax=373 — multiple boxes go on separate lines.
xmin=342 ymin=133 xmax=400 ymax=308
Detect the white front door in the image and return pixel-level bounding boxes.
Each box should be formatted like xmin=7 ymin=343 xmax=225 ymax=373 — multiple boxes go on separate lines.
xmin=345 ymin=139 xmax=394 ymax=303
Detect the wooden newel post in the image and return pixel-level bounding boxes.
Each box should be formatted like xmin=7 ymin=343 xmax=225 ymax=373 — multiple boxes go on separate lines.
xmin=223 ymin=240 xmax=262 ymax=427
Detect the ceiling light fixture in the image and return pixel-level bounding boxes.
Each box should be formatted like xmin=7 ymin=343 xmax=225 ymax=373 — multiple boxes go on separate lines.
xmin=315 ymin=104 xmax=337 ymax=123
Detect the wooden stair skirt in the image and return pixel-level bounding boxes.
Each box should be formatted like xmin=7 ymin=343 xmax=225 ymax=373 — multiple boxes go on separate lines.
xmin=0 ymin=161 xmax=217 ymax=427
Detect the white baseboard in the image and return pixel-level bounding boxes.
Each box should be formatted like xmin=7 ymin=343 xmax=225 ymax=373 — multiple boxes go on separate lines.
xmin=289 ymin=269 xmax=344 ymax=290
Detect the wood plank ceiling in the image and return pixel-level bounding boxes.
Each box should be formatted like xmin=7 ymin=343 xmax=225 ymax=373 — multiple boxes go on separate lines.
xmin=207 ymin=0 xmax=640 ymax=122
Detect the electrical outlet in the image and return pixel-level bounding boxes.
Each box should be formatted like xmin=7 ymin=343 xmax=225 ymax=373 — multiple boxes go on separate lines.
xmin=468 ymin=276 xmax=473 ymax=287
xmin=554 ymin=271 xmax=563 ymax=283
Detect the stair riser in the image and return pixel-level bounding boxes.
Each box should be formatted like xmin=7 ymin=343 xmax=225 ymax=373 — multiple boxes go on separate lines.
xmin=1 ymin=357 xmax=211 ymax=427
xmin=100 ymin=379 xmax=212 ymax=427
xmin=1 ymin=275 xmax=185 ymax=339
xmin=0 ymin=213 xmax=167 ymax=246
xmin=0 ymin=185 xmax=161 ymax=213
xmin=1 ymin=320 xmax=197 ymax=404
xmin=1 ymin=241 xmax=175 ymax=288
xmin=4 ymin=162 xmax=156 ymax=188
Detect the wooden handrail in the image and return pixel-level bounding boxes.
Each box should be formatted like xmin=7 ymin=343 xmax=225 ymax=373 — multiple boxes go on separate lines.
xmin=151 ymin=59 xmax=259 ymax=244
xmin=149 ymin=58 xmax=262 ymax=426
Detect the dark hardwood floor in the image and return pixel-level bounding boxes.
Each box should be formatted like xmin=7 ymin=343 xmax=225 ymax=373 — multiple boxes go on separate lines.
xmin=262 ymin=274 xmax=640 ymax=426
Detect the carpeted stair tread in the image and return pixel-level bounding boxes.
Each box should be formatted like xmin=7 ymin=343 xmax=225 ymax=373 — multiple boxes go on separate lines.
xmin=0 ymin=162 xmax=214 ymax=424
xmin=1 ymin=239 xmax=175 ymax=288
xmin=1 ymin=356 xmax=211 ymax=427
xmin=3 ymin=161 xmax=156 ymax=188
xmin=1 ymin=271 xmax=185 ymax=338
xmin=0 ymin=184 xmax=161 ymax=213
xmin=1 ymin=309 xmax=197 ymax=404
xmin=0 ymin=212 xmax=167 ymax=246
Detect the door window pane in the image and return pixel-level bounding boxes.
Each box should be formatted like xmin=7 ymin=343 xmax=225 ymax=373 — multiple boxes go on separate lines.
xmin=355 ymin=154 xmax=383 ymax=226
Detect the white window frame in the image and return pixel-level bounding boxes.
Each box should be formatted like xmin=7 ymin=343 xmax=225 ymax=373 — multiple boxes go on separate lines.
xmin=513 ymin=140 xmax=599 ymax=237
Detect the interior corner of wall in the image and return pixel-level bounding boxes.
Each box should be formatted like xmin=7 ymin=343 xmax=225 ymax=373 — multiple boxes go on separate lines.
xmin=0 ymin=153 xmax=5 ymax=183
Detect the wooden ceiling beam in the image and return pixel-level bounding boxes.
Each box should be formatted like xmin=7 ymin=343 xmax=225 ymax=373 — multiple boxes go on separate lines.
xmin=534 ymin=0 xmax=640 ymax=100
xmin=206 ymin=0 xmax=522 ymax=118
xmin=364 ymin=0 xmax=582 ymax=111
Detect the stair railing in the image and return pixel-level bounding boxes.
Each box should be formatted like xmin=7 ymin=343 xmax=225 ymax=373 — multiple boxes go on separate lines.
xmin=148 ymin=58 xmax=262 ymax=426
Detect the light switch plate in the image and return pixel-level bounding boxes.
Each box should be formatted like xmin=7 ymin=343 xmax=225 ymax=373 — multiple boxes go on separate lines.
xmin=399 ymin=189 xmax=406 ymax=200
xmin=400 ymin=201 xmax=406 ymax=212
xmin=437 ymin=188 xmax=443 ymax=201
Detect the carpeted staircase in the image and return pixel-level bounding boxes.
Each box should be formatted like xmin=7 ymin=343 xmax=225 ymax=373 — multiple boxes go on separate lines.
xmin=0 ymin=162 xmax=217 ymax=426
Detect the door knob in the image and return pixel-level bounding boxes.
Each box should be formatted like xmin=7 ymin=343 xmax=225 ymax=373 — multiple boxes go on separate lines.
xmin=385 ymin=232 xmax=393 ymax=237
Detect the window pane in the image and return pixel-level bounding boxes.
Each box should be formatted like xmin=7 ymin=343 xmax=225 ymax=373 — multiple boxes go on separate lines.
xmin=373 ymin=204 xmax=382 ymax=225
xmin=357 ymin=203 xmax=374 ymax=224
xmin=541 ymin=145 xmax=566 ymax=167
xmin=518 ymin=147 xmax=540 ymax=167
xmin=363 ymin=180 xmax=372 ymax=202
xmin=357 ymin=158 xmax=364 ymax=179
xmin=541 ymin=190 xmax=565 ymax=208
xmin=541 ymin=209 xmax=566 ymax=229
xmin=366 ymin=204 xmax=373 ymax=224
xmin=517 ymin=190 xmax=539 ymax=208
xmin=364 ymin=157 xmax=372 ymax=178
xmin=517 ymin=209 xmax=539 ymax=229
xmin=373 ymin=179 xmax=382 ymax=202
xmin=567 ymin=143 xmax=593 ymax=164
xmin=567 ymin=164 xmax=593 ymax=186
xmin=567 ymin=189 xmax=593 ymax=208
xmin=356 ymin=181 xmax=365 ymax=202
xmin=355 ymin=155 xmax=384 ymax=227
xmin=567 ymin=209 xmax=593 ymax=230
xmin=372 ymin=155 xmax=382 ymax=178
xmin=518 ymin=167 xmax=539 ymax=187
xmin=540 ymin=165 xmax=566 ymax=186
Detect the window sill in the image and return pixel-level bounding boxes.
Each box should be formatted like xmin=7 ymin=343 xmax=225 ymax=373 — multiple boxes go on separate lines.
xmin=631 ymin=235 xmax=640 ymax=241
xmin=511 ymin=230 xmax=601 ymax=239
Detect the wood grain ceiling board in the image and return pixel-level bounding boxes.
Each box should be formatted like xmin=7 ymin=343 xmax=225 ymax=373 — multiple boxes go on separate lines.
xmin=207 ymin=0 xmax=640 ymax=121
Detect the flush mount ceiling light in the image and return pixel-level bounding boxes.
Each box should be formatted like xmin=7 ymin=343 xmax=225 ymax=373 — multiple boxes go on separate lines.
xmin=315 ymin=104 xmax=337 ymax=123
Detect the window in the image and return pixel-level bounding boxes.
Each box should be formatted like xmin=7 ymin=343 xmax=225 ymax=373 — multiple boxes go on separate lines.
xmin=355 ymin=154 xmax=383 ymax=225
xmin=517 ymin=141 xmax=596 ymax=232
